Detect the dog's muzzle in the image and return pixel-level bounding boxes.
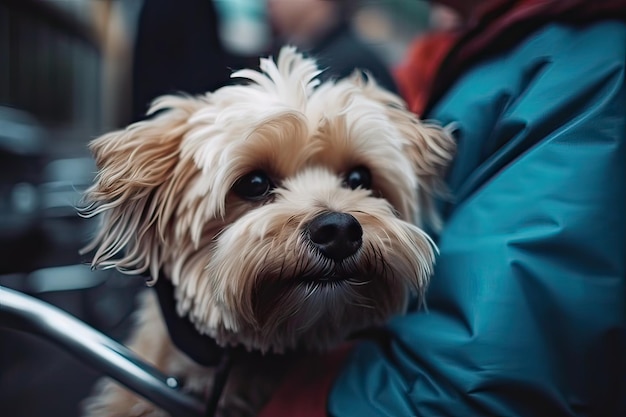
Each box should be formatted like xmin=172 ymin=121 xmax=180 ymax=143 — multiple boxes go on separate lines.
xmin=306 ymin=211 xmax=363 ymax=261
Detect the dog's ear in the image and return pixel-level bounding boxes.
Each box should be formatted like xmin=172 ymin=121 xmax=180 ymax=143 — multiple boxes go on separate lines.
xmin=354 ymin=72 xmax=456 ymax=229
xmin=399 ymin=116 xmax=456 ymax=230
xmin=80 ymin=95 xmax=206 ymax=279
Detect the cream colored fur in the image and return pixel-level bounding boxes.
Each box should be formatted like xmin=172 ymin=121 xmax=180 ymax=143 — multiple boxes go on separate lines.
xmin=80 ymin=46 xmax=455 ymax=416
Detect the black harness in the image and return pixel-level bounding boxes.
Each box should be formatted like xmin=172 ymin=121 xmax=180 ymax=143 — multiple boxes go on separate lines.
xmin=153 ymin=277 xmax=232 ymax=416
xmin=151 ymin=276 xmax=390 ymax=416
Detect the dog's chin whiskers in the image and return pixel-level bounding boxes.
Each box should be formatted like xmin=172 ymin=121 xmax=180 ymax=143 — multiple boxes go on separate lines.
xmin=301 ymin=282 xmax=323 ymax=301
xmin=372 ymin=241 xmax=394 ymax=281
xmin=348 ymin=300 xmax=375 ymax=310
xmin=346 ymin=278 xmax=370 ymax=286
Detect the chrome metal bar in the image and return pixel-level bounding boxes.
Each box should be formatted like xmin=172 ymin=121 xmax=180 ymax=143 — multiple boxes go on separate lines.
xmin=0 ymin=285 xmax=205 ymax=417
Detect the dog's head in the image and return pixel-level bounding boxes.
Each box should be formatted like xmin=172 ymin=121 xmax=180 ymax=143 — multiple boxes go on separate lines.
xmin=81 ymin=46 xmax=455 ymax=353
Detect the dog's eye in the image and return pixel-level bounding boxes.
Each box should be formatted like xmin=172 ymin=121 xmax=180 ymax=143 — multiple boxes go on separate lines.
xmin=344 ymin=166 xmax=372 ymax=190
xmin=233 ymin=171 xmax=274 ymax=200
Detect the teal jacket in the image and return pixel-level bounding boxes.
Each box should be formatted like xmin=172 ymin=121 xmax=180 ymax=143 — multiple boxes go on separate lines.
xmin=328 ymin=20 xmax=626 ymax=416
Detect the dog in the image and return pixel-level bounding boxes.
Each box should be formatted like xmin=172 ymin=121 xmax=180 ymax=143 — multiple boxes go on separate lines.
xmin=79 ymin=46 xmax=455 ymax=416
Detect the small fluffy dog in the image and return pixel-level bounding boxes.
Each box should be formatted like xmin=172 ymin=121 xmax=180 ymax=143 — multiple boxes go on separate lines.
xmin=80 ymin=46 xmax=454 ymax=416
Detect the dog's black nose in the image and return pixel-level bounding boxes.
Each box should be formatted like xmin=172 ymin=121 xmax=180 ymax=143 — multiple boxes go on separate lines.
xmin=307 ymin=212 xmax=363 ymax=261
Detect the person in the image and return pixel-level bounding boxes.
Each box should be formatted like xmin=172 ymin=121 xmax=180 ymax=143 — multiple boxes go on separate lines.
xmin=266 ymin=0 xmax=398 ymax=93
xmin=258 ymin=0 xmax=626 ymax=415
xmin=131 ymin=0 xmax=253 ymax=122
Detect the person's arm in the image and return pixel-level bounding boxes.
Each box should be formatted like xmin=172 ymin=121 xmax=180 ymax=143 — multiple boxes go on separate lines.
xmin=328 ymin=20 xmax=626 ymax=416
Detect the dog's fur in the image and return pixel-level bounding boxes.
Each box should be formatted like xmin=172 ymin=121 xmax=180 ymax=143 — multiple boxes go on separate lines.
xmin=80 ymin=46 xmax=455 ymax=416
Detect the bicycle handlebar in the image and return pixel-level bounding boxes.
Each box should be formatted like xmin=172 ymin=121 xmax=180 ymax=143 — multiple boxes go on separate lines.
xmin=0 ymin=285 xmax=206 ymax=417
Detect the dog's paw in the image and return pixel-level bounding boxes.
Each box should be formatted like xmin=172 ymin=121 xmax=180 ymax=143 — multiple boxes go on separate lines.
xmin=82 ymin=379 xmax=170 ymax=417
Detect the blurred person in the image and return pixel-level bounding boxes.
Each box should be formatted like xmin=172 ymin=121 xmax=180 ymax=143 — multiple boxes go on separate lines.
xmin=266 ymin=0 xmax=398 ymax=92
xmin=393 ymin=1 xmax=463 ymax=119
xmin=257 ymin=0 xmax=626 ymax=416
xmin=131 ymin=0 xmax=253 ymax=122
xmin=428 ymin=1 xmax=463 ymax=30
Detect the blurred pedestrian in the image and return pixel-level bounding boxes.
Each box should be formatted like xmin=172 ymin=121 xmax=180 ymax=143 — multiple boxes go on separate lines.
xmin=131 ymin=0 xmax=252 ymax=122
xmin=266 ymin=0 xmax=398 ymax=92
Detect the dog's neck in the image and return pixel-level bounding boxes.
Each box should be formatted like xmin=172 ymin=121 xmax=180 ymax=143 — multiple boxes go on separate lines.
xmin=153 ymin=277 xmax=301 ymax=415
xmin=153 ymin=277 xmax=226 ymax=366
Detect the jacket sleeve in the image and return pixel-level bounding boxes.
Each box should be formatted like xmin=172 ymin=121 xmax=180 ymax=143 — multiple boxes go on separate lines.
xmin=328 ymin=21 xmax=626 ymax=416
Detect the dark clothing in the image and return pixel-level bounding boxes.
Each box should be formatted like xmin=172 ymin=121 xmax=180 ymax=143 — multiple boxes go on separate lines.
xmin=308 ymin=23 xmax=398 ymax=93
xmin=270 ymin=21 xmax=397 ymax=94
xmin=131 ymin=0 xmax=251 ymax=122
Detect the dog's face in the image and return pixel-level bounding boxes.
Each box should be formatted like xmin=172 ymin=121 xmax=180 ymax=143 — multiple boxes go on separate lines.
xmin=82 ymin=47 xmax=454 ymax=353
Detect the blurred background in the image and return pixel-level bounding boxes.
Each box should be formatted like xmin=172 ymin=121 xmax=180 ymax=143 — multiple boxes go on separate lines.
xmin=0 ymin=0 xmax=430 ymax=415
